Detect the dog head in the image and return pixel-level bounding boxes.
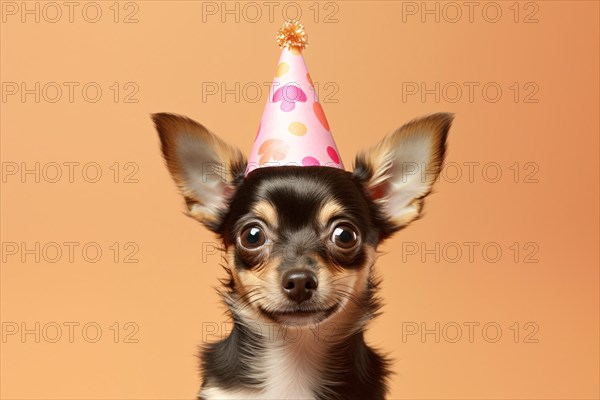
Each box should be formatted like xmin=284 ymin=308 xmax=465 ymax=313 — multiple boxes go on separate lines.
xmin=153 ymin=113 xmax=452 ymax=328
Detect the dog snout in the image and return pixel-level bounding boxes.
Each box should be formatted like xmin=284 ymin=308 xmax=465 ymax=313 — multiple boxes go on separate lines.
xmin=281 ymin=269 xmax=318 ymax=303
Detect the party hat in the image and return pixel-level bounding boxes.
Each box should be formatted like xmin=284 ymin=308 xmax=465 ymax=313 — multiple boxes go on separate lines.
xmin=245 ymin=20 xmax=344 ymax=176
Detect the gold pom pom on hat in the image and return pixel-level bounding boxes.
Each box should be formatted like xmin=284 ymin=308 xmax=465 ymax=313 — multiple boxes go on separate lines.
xmin=276 ymin=19 xmax=308 ymax=51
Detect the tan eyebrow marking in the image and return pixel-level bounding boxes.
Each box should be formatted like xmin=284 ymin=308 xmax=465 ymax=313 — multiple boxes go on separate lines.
xmin=251 ymin=201 xmax=278 ymax=227
xmin=318 ymin=200 xmax=344 ymax=225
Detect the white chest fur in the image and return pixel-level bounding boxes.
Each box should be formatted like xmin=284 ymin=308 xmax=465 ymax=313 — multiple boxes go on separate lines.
xmin=200 ymin=332 xmax=324 ymax=400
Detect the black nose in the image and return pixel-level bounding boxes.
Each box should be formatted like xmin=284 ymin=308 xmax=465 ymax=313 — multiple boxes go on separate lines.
xmin=281 ymin=269 xmax=318 ymax=303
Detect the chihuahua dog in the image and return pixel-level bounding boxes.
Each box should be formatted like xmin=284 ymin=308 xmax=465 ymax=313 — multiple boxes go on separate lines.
xmin=153 ymin=112 xmax=452 ymax=400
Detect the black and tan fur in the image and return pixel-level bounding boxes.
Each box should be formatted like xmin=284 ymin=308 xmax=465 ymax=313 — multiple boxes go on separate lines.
xmin=152 ymin=112 xmax=453 ymax=400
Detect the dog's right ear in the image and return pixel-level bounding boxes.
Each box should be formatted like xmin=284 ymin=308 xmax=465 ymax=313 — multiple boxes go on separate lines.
xmin=152 ymin=113 xmax=247 ymax=232
xmin=353 ymin=113 xmax=453 ymax=236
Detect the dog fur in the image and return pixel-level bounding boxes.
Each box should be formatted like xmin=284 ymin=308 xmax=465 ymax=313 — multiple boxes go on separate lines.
xmin=153 ymin=112 xmax=453 ymax=400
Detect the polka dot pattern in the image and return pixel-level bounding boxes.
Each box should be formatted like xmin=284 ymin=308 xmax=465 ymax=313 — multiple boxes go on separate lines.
xmin=245 ymin=47 xmax=344 ymax=175
xmin=327 ymin=146 xmax=340 ymax=164
xmin=258 ymin=139 xmax=288 ymax=165
xmin=302 ymin=156 xmax=320 ymax=166
xmin=313 ymin=102 xmax=330 ymax=131
xmin=275 ymin=62 xmax=289 ymax=77
xmin=288 ymin=122 xmax=307 ymax=136
xmin=273 ymin=84 xmax=307 ymax=112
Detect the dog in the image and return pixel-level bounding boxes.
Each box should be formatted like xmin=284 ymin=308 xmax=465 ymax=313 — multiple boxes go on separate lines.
xmin=152 ymin=112 xmax=452 ymax=400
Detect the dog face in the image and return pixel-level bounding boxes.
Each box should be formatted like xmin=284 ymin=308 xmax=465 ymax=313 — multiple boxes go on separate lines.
xmin=153 ymin=113 xmax=452 ymax=327
xmin=219 ymin=166 xmax=382 ymax=327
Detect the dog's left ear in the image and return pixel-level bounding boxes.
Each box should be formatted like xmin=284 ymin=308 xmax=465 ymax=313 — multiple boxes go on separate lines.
xmin=354 ymin=113 xmax=453 ymax=233
xmin=152 ymin=113 xmax=247 ymax=232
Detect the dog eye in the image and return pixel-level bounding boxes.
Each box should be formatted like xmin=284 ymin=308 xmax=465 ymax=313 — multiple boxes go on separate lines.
xmin=331 ymin=224 xmax=358 ymax=249
xmin=240 ymin=225 xmax=266 ymax=249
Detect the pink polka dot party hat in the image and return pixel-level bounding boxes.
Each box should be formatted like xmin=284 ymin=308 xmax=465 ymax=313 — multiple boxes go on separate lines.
xmin=245 ymin=20 xmax=344 ymax=176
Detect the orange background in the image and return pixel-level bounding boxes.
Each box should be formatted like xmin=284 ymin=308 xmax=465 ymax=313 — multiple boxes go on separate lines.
xmin=1 ymin=1 xmax=599 ymax=399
